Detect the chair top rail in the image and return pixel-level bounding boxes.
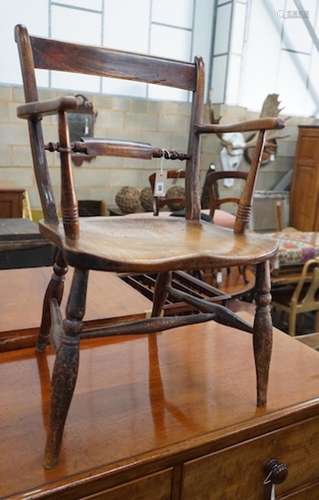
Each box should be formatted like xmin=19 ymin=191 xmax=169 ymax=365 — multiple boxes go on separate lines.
xmin=29 ymin=34 xmax=197 ymax=91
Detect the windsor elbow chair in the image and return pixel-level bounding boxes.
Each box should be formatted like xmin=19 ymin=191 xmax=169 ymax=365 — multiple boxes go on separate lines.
xmin=15 ymin=24 xmax=284 ymax=468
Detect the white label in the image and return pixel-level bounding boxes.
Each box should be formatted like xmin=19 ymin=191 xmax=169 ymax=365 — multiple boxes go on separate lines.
xmin=154 ymin=171 xmax=167 ymax=197
xmin=216 ymin=271 xmax=223 ymax=284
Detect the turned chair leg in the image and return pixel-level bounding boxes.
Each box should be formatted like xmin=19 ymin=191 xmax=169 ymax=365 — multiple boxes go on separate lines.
xmin=151 ymin=272 xmax=171 ymax=317
xmin=36 ymin=251 xmax=68 ymax=352
xmin=253 ymin=260 xmax=272 ymax=407
xmin=44 ymin=268 xmax=88 ymax=469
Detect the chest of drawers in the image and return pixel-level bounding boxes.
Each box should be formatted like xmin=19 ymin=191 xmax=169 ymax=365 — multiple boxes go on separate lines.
xmin=0 ymin=187 xmax=24 ymax=218
xmin=291 ymin=126 xmax=319 ymax=231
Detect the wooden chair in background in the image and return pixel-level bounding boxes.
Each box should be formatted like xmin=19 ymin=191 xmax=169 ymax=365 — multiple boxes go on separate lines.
xmin=149 ymin=169 xmax=185 ymax=216
xmin=148 ymin=168 xmax=236 ymax=229
xmin=204 ymin=170 xmax=249 ymax=285
xmin=272 ymin=258 xmax=319 ymax=336
xmin=204 ymin=170 xmax=248 ymax=222
xmin=15 ymin=24 xmax=284 ymax=468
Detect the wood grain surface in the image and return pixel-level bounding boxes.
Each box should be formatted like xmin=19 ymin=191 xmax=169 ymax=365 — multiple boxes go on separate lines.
xmin=1 ymin=317 xmax=319 ymax=498
xmin=0 ymin=268 xmax=151 ymax=336
xmin=39 ymin=217 xmax=278 ymax=272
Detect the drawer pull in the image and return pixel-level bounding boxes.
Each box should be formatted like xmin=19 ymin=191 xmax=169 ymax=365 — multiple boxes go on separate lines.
xmin=264 ymin=459 xmax=288 ymax=499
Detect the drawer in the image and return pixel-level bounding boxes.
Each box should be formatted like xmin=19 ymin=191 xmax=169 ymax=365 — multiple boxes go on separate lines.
xmin=297 ymin=136 xmax=319 ymax=164
xmin=282 ymin=480 xmax=319 ymax=499
xmin=182 ymin=416 xmax=319 ymax=500
xmin=84 ymin=469 xmax=172 ymax=500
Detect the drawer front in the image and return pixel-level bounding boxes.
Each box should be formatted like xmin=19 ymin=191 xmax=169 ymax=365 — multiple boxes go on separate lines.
xmin=84 ymin=469 xmax=172 ymax=500
xmin=182 ymin=416 xmax=319 ymax=500
xmin=282 ymin=480 xmax=319 ymax=499
xmin=297 ymin=134 xmax=319 ymax=164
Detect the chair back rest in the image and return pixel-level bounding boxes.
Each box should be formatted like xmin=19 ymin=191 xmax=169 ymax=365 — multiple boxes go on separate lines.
xmin=15 ymin=25 xmax=205 ymax=238
xmin=149 ymin=170 xmax=185 ymax=215
xmin=30 ymin=36 xmax=196 ymax=91
xmin=204 ymin=170 xmax=248 ymax=221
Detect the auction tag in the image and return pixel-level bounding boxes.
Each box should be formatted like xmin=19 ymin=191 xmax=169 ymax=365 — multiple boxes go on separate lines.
xmin=154 ymin=171 xmax=167 ymax=197
xmin=216 ymin=271 xmax=223 ymax=284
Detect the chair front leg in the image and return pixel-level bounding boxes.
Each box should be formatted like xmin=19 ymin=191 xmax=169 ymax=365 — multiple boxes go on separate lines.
xmin=36 ymin=251 xmax=68 ymax=352
xmin=288 ymin=307 xmax=297 ymax=337
xmin=253 ymin=260 xmax=272 ymax=407
xmin=44 ymin=268 xmax=88 ymax=469
xmin=151 ymin=272 xmax=171 ymax=317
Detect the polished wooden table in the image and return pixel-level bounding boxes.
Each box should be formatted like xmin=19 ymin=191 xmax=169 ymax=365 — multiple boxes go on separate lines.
xmin=1 ymin=312 xmax=319 ymax=498
xmin=0 ymin=268 xmax=152 ymax=351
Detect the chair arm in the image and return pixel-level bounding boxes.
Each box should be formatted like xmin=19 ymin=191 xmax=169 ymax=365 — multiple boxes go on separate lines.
xmin=17 ymin=96 xmax=84 ymax=119
xmin=195 ymin=117 xmax=285 ymax=135
xmin=73 ymin=138 xmax=155 ymax=159
xmin=73 ymin=138 xmax=190 ymax=160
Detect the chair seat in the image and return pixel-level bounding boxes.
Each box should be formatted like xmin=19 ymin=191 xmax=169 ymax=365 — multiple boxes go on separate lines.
xmin=124 ymin=209 xmax=236 ymax=229
xmin=40 ymin=216 xmax=278 ymax=272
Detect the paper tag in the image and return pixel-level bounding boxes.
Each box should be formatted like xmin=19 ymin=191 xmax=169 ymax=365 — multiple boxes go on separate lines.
xmin=154 ymin=171 xmax=167 ymax=197
xmin=216 ymin=271 xmax=223 ymax=284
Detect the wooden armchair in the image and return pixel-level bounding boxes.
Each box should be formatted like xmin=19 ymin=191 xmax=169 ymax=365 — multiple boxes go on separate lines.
xmin=201 ymin=170 xmax=249 ymax=286
xmin=148 ymin=169 xmax=236 ymax=229
xmin=15 ymin=24 xmax=284 ymax=468
xmin=204 ymin=170 xmax=248 ymax=222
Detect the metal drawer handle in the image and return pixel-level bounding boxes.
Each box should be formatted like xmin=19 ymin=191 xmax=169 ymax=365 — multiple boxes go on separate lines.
xmin=264 ymin=459 xmax=288 ymax=499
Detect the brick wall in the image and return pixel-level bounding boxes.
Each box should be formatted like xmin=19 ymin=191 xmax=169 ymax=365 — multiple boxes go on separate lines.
xmin=0 ymin=84 xmax=311 ymax=212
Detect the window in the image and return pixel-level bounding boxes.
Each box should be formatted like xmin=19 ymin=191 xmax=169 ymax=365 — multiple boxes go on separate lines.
xmin=1 ymin=0 xmax=212 ymax=102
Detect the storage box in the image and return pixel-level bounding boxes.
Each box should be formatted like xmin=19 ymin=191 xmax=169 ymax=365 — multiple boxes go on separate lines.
xmin=251 ymin=191 xmax=290 ymax=232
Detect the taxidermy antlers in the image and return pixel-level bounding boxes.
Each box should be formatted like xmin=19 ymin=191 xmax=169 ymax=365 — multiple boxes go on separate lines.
xmin=209 ymin=93 xmax=289 ymax=161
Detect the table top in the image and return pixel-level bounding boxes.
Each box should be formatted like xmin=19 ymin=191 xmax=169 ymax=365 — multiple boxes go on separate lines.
xmin=0 ymin=185 xmax=25 ymax=193
xmin=1 ymin=312 xmax=319 ymax=497
xmin=0 ymin=268 xmax=152 ymax=336
xmin=0 ymin=218 xmax=43 ymax=242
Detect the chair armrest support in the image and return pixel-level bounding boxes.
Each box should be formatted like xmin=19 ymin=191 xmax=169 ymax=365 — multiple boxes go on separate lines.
xmin=17 ymin=96 xmax=85 ymax=119
xmin=73 ymin=138 xmax=155 ymax=159
xmin=72 ymin=138 xmax=190 ymax=161
xmin=195 ymin=118 xmax=285 ymax=135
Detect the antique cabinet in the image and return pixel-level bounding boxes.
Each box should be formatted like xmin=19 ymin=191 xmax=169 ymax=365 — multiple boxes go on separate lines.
xmin=291 ymin=126 xmax=319 ymax=230
xmin=0 ymin=187 xmax=24 ymax=218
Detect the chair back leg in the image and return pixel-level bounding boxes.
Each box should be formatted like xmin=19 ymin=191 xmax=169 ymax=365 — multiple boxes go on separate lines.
xmin=151 ymin=272 xmax=172 ymax=317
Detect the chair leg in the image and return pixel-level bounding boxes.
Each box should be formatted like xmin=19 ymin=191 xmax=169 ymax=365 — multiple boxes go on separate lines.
xmin=44 ymin=268 xmax=88 ymax=469
xmin=36 ymin=251 xmax=68 ymax=352
xmin=253 ymin=260 xmax=272 ymax=407
xmin=151 ymin=272 xmax=171 ymax=317
xmin=288 ymin=308 xmax=297 ymax=336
